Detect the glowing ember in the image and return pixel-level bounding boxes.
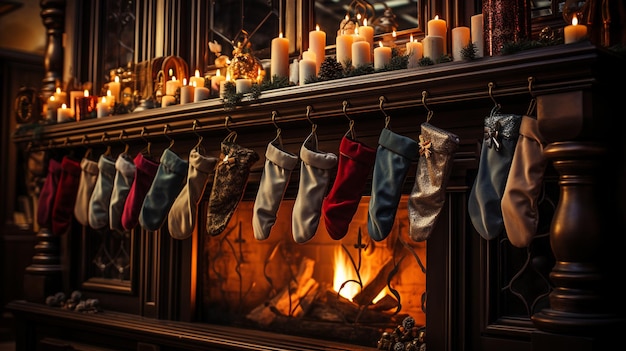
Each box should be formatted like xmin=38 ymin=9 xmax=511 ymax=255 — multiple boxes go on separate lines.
xmin=332 ymin=246 xmax=386 ymax=303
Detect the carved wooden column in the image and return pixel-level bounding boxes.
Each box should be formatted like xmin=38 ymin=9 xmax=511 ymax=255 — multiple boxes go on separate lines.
xmin=40 ymin=0 xmax=66 ymax=100
xmin=531 ymin=90 xmax=625 ymax=347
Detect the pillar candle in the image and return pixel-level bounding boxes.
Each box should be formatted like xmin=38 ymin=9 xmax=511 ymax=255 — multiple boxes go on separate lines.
xmin=53 ymin=87 xmax=67 ymax=105
xmin=309 ymin=25 xmax=326 ymax=74
xmin=193 ymin=85 xmax=210 ymax=102
xmin=190 ymin=69 xmax=205 ymax=88
xmin=235 ymin=78 xmax=252 ymax=94
xmin=352 ymin=40 xmax=371 ymax=68
xmin=406 ymin=35 xmax=423 ymax=69
xmin=360 ymin=18 xmax=375 ymax=57
xmin=57 ymin=103 xmax=73 ymax=123
xmin=97 ymin=96 xmax=111 ymax=118
xmin=564 ymin=15 xmax=587 ymax=44
xmin=452 ymin=26 xmax=471 ymax=61
xmin=104 ymin=89 xmax=116 ymax=107
xmin=374 ymin=41 xmax=392 ymax=70
xmin=271 ymin=32 xmax=290 ymax=81
xmin=299 ymin=58 xmax=316 ymax=85
xmin=46 ymin=95 xmax=61 ymax=122
xmin=336 ymin=32 xmax=354 ymax=68
xmin=428 ymin=15 xmax=447 ymax=54
xmin=471 ymin=13 xmax=484 ymax=57
xmin=302 ymin=49 xmax=316 ymax=63
xmin=210 ymin=70 xmax=226 ymax=96
xmin=180 ymin=78 xmax=194 ymax=104
xmin=69 ymin=90 xmax=83 ymax=118
xmin=76 ymin=90 xmax=97 ymax=121
xmin=108 ymin=76 xmax=121 ymax=103
xmin=165 ymin=76 xmax=182 ymax=96
xmin=423 ymin=36 xmax=444 ymax=61
xmin=289 ymin=58 xmax=299 ymax=85
xmin=161 ymin=95 xmax=176 ymax=107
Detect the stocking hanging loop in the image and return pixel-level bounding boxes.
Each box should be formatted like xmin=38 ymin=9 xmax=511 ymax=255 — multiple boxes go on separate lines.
xmin=223 ymin=116 xmax=238 ymax=142
xmin=163 ymin=124 xmax=175 ymax=149
xmin=422 ymin=90 xmax=434 ymax=122
xmin=488 ymin=82 xmax=501 ymax=113
xmin=271 ymin=110 xmax=283 ymax=147
xmin=342 ymin=100 xmax=356 ymax=139
xmin=379 ymin=96 xmax=391 ymax=128
xmin=306 ymin=105 xmax=317 ymax=134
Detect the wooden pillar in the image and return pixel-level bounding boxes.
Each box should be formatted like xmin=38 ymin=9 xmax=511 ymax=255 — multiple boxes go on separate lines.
xmin=23 ymin=227 xmax=62 ymax=303
xmin=40 ymin=0 xmax=66 ymax=100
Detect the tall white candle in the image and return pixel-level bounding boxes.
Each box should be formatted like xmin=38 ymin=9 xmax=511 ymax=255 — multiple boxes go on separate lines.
xmin=299 ymin=58 xmax=317 ymax=85
xmin=406 ymin=35 xmax=423 ymax=69
xmin=352 ymin=40 xmax=371 ymax=68
xmin=309 ymin=25 xmax=326 ymax=74
xmin=428 ymin=15 xmax=447 ymax=54
xmin=423 ymin=36 xmax=444 ymax=61
xmin=452 ymin=26 xmax=471 ymax=61
xmin=374 ymin=41 xmax=392 ymax=70
xmin=336 ymin=31 xmax=354 ymax=68
xmin=360 ymin=18 xmax=375 ymax=58
xmin=46 ymin=95 xmax=61 ymax=122
xmin=190 ymin=69 xmax=205 ymax=88
xmin=271 ymin=32 xmax=290 ymax=81
xmin=471 ymin=14 xmax=484 ymax=57
xmin=179 ymin=78 xmax=194 ymax=104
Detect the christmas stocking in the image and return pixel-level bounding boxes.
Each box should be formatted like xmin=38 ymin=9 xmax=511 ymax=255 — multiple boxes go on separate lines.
xmin=408 ymin=123 xmax=460 ymax=242
xmin=74 ymin=157 xmax=99 ymax=227
xmin=322 ymin=134 xmax=376 ymax=240
xmin=139 ymin=148 xmax=188 ymax=231
xmin=168 ymin=148 xmax=217 ymax=240
xmin=51 ymin=156 xmax=82 ymax=235
xmin=292 ymin=131 xmax=338 ymax=243
xmin=368 ymin=127 xmax=418 ymax=242
xmin=206 ymin=133 xmax=259 ymax=236
xmin=252 ymin=139 xmax=299 ymax=241
xmin=109 ymin=153 xmax=136 ymax=232
xmin=501 ymin=115 xmax=548 ymax=248
xmin=468 ymin=112 xmax=522 ymax=240
xmin=88 ymin=154 xmax=116 ymax=230
xmin=37 ymin=158 xmax=62 ymax=228
xmin=121 ymin=152 xmax=159 ymax=231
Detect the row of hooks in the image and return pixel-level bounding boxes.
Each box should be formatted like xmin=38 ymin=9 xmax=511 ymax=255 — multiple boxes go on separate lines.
xmin=26 ymin=77 xmax=536 ymax=151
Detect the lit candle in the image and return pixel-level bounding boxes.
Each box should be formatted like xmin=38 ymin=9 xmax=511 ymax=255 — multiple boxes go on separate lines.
xmin=309 ymin=24 xmax=326 ymax=74
xmin=180 ymin=78 xmax=194 ymax=104
xmin=423 ymin=36 xmax=444 ymax=61
xmin=165 ymin=76 xmax=182 ymax=96
xmin=336 ymin=31 xmax=354 ymax=68
xmin=190 ymin=69 xmax=205 ymax=88
xmin=57 ymin=103 xmax=73 ymax=123
xmin=428 ymin=15 xmax=448 ymax=54
xmin=271 ymin=32 xmax=290 ymax=81
xmin=352 ymin=40 xmax=371 ymax=68
xmin=360 ymin=18 xmax=375 ymax=58
xmin=193 ymin=83 xmax=210 ymax=102
xmin=220 ymin=72 xmax=232 ymax=98
xmin=75 ymin=89 xmax=97 ymax=121
xmin=46 ymin=95 xmax=61 ymax=122
xmin=69 ymin=90 xmax=83 ymax=118
xmin=210 ymin=70 xmax=226 ymax=96
xmin=564 ymin=15 xmax=588 ymax=44
xmin=108 ymin=76 xmax=121 ymax=103
xmin=104 ymin=89 xmax=116 ymax=107
xmin=471 ymin=13 xmax=484 ymax=57
xmin=405 ymin=35 xmax=423 ymax=69
xmin=53 ymin=87 xmax=67 ymax=105
xmin=452 ymin=26 xmax=471 ymax=61
xmin=97 ymin=96 xmax=111 ymax=118
xmin=299 ymin=57 xmax=317 ymax=85
xmin=374 ymin=41 xmax=392 ymax=70
xmin=235 ymin=78 xmax=252 ymax=94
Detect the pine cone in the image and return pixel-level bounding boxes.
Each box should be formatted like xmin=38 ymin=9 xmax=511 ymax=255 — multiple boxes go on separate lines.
xmin=318 ymin=57 xmax=344 ymax=81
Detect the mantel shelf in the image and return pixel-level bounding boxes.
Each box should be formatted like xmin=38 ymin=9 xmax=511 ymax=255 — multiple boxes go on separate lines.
xmin=12 ymin=42 xmax=619 ymax=150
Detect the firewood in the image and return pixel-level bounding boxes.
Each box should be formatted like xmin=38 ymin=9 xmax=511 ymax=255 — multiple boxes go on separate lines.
xmin=352 ymin=256 xmax=397 ymax=306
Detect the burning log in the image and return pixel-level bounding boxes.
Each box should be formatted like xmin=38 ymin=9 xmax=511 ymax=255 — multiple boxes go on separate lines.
xmin=246 ymin=256 xmax=319 ymax=326
xmin=322 ymin=289 xmax=406 ymax=324
xmin=352 ymin=256 xmax=398 ymax=306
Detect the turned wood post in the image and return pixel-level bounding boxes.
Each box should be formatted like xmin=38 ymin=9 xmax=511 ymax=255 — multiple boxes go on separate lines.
xmin=531 ymin=91 xmax=625 ymax=337
xmin=40 ymin=0 xmax=66 ymax=100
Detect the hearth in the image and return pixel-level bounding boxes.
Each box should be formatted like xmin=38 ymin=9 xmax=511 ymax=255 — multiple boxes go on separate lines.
xmin=201 ymin=195 xmax=426 ymax=348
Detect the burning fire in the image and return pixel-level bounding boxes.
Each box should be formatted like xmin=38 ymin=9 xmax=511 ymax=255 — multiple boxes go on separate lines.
xmin=332 ymin=246 xmax=386 ymax=303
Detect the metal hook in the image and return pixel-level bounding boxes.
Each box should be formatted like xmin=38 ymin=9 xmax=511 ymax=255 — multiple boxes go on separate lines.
xmin=164 ymin=124 xmax=175 ymax=148
xmin=422 ymin=91 xmax=434 ymax=122
xmin=271 ymin=111 xmax=283 ymax=146
xmin=223 ymin=116 xmax=237 ymax=142
xmin=140 ymin=127 xmax=151 ymax=157
xmin=192 ymin=120 xmax=204 ymax=150
xmin=225 ymin=116 xmax=233 ymax=133
xmin=342 ymin=100 xmax=356 ymax=139
xmin=379 ymin=96 xmax=391 ymax=128
xmin=271 ymin=111 xmax=280 ymax=130
xmin=488 ymin=82 xmax=500 ymax=109
xmin=306 ymin=105 xmax=317 ymax=133
xmin=119 ymin=130 xmax=130 ymax=153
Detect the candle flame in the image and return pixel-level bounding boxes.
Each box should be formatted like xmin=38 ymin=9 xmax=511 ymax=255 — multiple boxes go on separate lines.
xmin=572 ymin=15 xmax=578 ymax=26
xmin=56 ymin=87 xmax=61 ymax=94
xmin=434 ymin=15 xmax=439 ymax=20
xmin=393 ymin=30 xmax=397 ymax=38
xmin=195 ymin=69 xmax=200 ymax=77
xmin=410 ymin=34 xmax=414 ymax=42
xmin=279 ymin=32 xmax=283 ymax=38
xmin=172 ymin=76 xmax=177 ymax=81
xmin=183 ymin=78 xmax=187 ymax=85
xmin=169 ymin=68 xmax=173 ymax=76
xmin=378 ymin=41 xmax=383 ymax=48
xmin=84 ymin=89 xmax=89 ymax=97
xmin=192 ymin=80 xmax=197 ymax=87
xmin=316 ymin=24 xmax=320 ymax=31
xmin=107 ymin=89 xmax=112 ymax=96
xmin=50 ymin=95 xmax=55 ymax=102
xmin=356 ymin=13 xmax=361 ymax=21
xmin=114 ymin=76 xmax=119 ymax=83
xmin=61 ymin=103 xmax=67 ymax=109
xmin=101 ymin=96 xmax=107 ymax=103
xmin=363 ymin=18 xmax=368 ymax=26
xmin=216 ymin=70 xmax=221 ymax=77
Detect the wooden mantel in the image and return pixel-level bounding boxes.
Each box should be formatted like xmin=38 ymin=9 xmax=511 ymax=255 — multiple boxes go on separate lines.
xmin=10 ymin=42 xmax=626 ymax=350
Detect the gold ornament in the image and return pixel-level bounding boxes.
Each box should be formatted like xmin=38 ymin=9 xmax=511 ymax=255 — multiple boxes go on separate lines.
xmin=226 ymin=39 xmax=265 ymax=82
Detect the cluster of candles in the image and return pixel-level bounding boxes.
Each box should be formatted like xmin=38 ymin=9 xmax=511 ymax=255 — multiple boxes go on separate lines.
xmin=46 ymin=86 xmax=117 ymax=123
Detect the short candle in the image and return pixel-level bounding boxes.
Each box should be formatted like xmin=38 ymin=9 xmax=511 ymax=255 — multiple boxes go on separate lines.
xmin=564 ymin=15 xmax=587 ymax=44
xmin=374 ymin=41 xmax=392 ymax=70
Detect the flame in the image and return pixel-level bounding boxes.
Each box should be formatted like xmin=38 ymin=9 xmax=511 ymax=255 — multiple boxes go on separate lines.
xmin=332 ymin=246 xmax=386 ymax=303
xmin=572 ymin=14 xmax=579 ymax=26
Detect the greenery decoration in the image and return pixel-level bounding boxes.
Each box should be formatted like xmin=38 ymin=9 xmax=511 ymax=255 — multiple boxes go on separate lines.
xmin=461 ymin=42 xmax=478 ymax=60
xmin=418 ymin=57 xmax=435 ymax=66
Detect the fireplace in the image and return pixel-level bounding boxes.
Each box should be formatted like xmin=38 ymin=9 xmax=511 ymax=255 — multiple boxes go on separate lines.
xmin=201 ymin=195 xmax=426 ymax=348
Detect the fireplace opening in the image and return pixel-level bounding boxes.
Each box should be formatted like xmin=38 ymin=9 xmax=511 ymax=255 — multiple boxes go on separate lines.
xmin=202 ymin=195 xmax=427 ymax=348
